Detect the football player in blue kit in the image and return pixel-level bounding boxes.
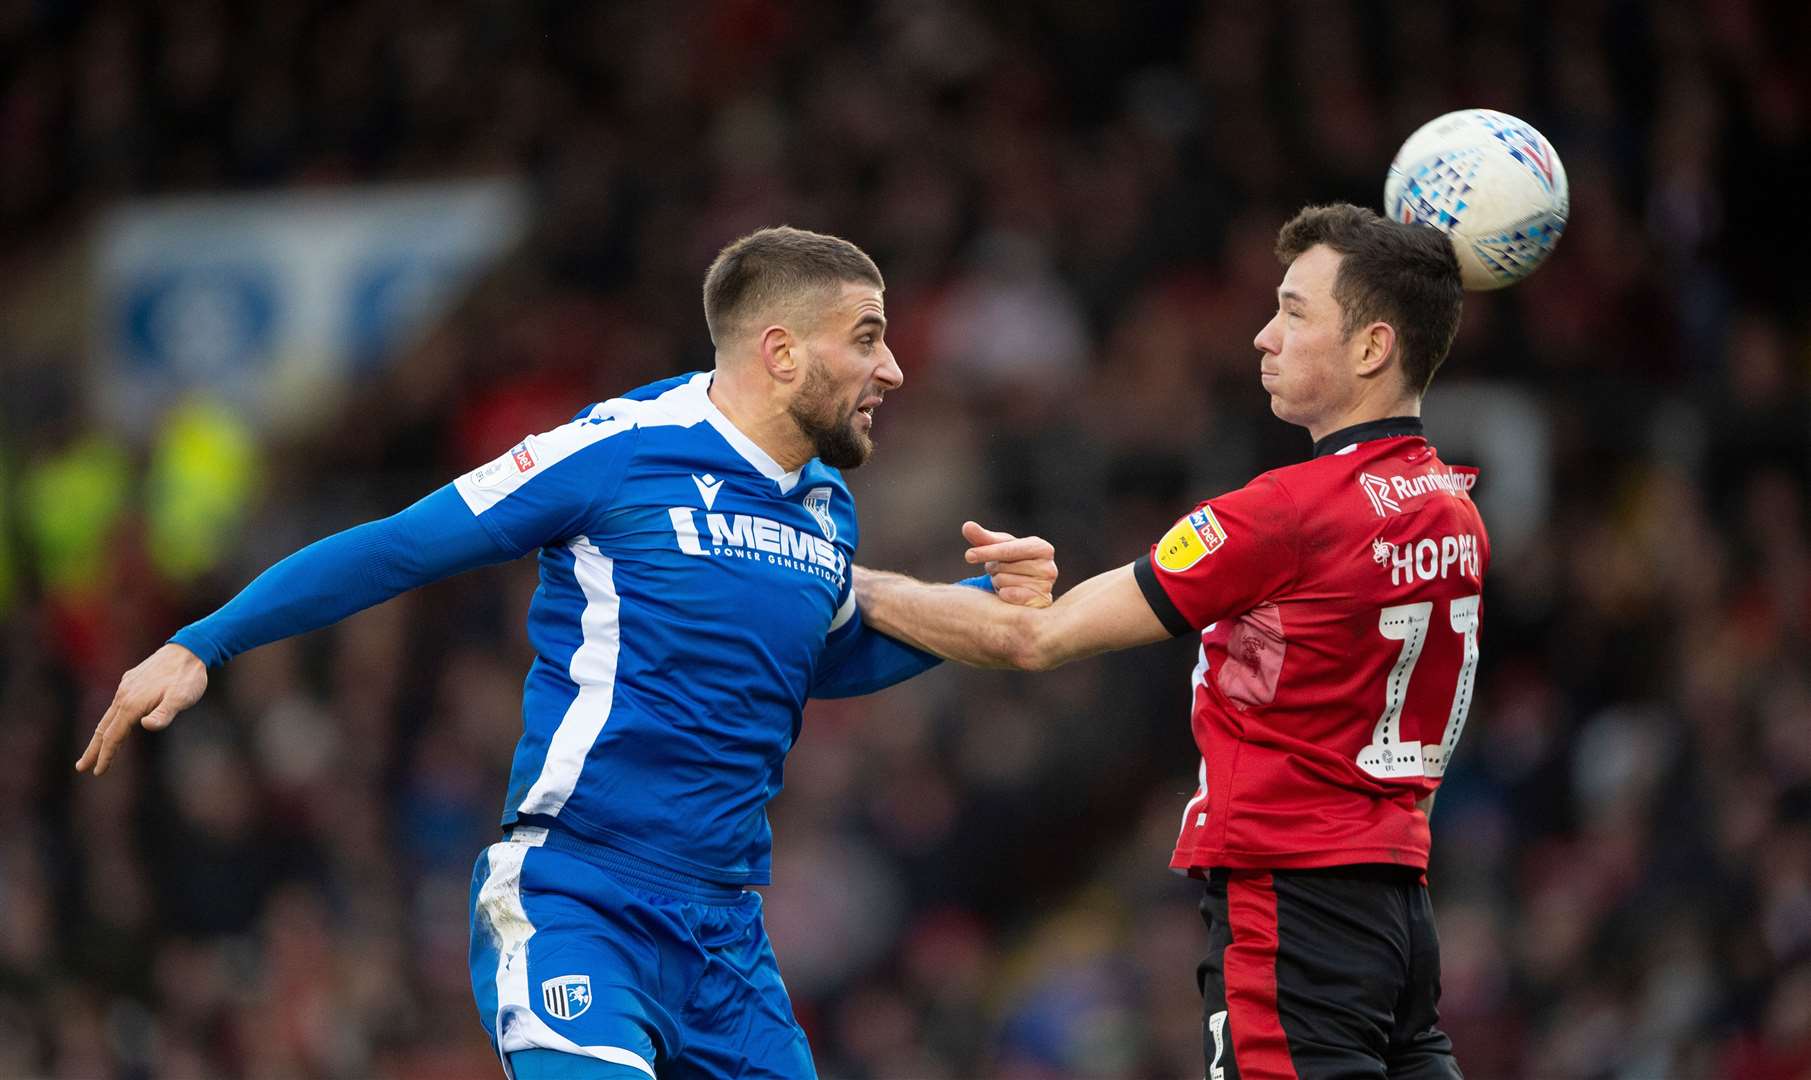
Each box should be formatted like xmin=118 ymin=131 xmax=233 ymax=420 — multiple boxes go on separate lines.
xmin=79 ymin=227 xmax=1058 ymax=1079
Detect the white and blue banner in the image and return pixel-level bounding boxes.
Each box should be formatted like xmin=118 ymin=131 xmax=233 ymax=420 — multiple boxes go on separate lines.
xmin=93 ymin=178 xmax=530 ymax=435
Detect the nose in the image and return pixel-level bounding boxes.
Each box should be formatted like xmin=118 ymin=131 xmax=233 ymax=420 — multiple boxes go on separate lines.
xmin=1254 ymin=313 xmax=1281 ymax=355
xmin=876 ymin=343 xmax=903 ymax=390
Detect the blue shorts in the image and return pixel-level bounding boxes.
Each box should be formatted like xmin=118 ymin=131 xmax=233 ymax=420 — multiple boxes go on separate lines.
xmin=468 ymin=826 xmax=816 ymax=1079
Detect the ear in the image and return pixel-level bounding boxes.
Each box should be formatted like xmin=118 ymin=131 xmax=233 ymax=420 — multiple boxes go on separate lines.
xmin=1355 ymin=321 xmax=1397 ymax=379
xmin=758 ymin=325 xmax=799 ymax=381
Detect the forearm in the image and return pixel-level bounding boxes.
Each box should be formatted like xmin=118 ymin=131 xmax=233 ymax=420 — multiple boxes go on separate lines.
xmin=173 ymin=485 xmax=508 ymax=666
xmin=853 ymin=568 xmax=1034 ymax=669
xmin=856 ymin=561 xmax=1170 ymax=672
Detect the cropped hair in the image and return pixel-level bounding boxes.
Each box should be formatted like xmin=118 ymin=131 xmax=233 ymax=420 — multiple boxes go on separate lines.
xmin=1275 ymin=204 xmax=1464 ymax=394
xmin=702 ymin=226 xmax=883 ymax=347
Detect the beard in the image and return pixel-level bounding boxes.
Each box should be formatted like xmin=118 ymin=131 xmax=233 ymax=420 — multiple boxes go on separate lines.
xmin=788 ymin=358 xmax=873 ymax=469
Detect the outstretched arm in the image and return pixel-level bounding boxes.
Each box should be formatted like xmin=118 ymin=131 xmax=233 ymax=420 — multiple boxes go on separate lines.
xmin=854 ymin=526 xmax=1171 ymax=671
xmin=812 ymin=523 xmax=1058 ymax=698
xmin=78 ymin=484 xmax=512 ymax=775
xmin=80 ymin=406 xmax=643 ymax=777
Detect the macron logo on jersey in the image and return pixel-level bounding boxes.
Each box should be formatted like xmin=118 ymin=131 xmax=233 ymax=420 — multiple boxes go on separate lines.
xmin=693 ymin=473 xmax=723 ymax=510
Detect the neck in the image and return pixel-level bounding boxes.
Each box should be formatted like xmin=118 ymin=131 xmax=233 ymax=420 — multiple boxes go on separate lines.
xmin=708 ymin=358 xmax=814 ymax=471
xmin=1306 ymin=394 xmax=1421 ymax=444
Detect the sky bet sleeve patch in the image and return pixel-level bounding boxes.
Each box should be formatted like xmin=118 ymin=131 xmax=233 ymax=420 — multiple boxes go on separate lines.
xmin=1156 ymin=507 xmax=1227 ymax=572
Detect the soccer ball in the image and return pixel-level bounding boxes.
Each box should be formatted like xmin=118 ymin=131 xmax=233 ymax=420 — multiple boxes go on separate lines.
xmin=1384 ymin=109 xmax=1569 ymax=291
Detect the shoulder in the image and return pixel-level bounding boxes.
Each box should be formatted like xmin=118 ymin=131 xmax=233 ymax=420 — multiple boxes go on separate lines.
xmin=580 ymin=371 xmax=714 ymax=429
xmin=488 ymin=377 xmax=716 ymax=485
xmin=1214 ymin=467 xmax=1303 ymax=529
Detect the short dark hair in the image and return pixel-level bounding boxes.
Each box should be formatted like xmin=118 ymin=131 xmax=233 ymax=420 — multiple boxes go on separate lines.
xmin=1274 ymin=204 xmax=1463 ymax=395
xmin=702 ymin=226 xmax=884 ymax=347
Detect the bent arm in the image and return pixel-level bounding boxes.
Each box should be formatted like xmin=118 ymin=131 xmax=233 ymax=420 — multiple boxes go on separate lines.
xmin=854 ymin=562 xmax=1171 ymax=671
xmin=172 ymin=484 xmax=514 ymax=666
xmin=811 ymin=576 xmax=994 ymax=698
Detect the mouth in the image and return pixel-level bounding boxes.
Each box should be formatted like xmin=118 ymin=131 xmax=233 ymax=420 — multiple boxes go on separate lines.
xmin=855 ymin=395 xmax=882 ymax=428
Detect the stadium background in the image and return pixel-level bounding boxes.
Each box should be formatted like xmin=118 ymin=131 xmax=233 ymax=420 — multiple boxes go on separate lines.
xmin=2 ymin=1 xmax=1809 ymax=1077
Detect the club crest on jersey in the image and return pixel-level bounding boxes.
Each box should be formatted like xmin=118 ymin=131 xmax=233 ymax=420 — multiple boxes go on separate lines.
xmin=1359 ymin=473 xmax=1402 ymax=517
xmin=803 ymin=486 xmax=836 ymax=540
xmin=541 ymin=974 xmax=592 ymax=1021
xmin=1156 ymin=507 xmax=1226 ymax=572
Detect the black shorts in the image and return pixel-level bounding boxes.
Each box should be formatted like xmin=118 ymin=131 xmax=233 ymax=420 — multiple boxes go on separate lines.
xmin=1196 ymin=865 xmax=1461 ymax=1080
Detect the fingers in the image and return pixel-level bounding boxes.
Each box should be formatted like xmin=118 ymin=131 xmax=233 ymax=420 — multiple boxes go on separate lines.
xmin=78 ymin=690 xmax=167 ymax=777
xmin=997 ymin=586 xmax=1054 ymax=608
xmin=90 ymin=705 xmax=136 ymax=777
xmin=75 ymin=698 xmax=121 ymax=773
xmin=988 ymin=571 xmax=1054 ymax=594
xmin=966 ymin=535 xmax=1056 ymax=566
xmin=961 ymin=520 xmax=1014 ymax=548
xmin=79 ymin=649 xmax=205 ymax=776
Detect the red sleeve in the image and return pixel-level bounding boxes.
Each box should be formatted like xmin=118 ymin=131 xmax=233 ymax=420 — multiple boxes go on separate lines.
xmin=1133 ymin=475 xmax=1300 ymax=634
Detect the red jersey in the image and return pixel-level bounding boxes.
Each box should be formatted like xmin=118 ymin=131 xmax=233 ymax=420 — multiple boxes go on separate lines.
xmin=1134 ymin=419 xmax=1489 ymax=873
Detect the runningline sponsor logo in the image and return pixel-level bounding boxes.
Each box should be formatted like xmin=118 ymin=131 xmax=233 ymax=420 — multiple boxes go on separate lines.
xmin=668 ymin=508 xmax=846 ymax=584
xmin=1359 ymin=473 xmax=1401 ymax=516
xmin=1359 ymin=469 xmax=1476 ymax=517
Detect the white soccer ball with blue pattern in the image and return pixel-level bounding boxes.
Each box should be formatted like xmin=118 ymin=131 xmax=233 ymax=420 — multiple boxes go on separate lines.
xmin=1384 ymin=109 xmax=1569 ymax=291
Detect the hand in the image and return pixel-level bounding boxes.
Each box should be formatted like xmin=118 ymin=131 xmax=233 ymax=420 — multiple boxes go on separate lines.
xmin=962 ymin=520 xmax=1057 ymax=608
xmin=77 ymin=643 xmax=209 ymax=777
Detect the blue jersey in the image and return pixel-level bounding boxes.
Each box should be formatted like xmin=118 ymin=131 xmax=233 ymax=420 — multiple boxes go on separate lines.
xmin=173 ymin=371 xmax=956 ymax=888
xmin=454 ymin=372 xmax=869 ymax=884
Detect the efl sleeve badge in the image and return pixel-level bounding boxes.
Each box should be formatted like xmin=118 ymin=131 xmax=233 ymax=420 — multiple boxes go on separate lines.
xmin=1156 ymin=507 xmax=1227 ymax=572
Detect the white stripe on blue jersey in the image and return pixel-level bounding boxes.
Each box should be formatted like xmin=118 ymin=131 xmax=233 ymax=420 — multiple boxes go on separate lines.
xmin=517 ymin=539 xmax=622 ymax=817
xmin=468 ymin=373 xmax=863 ymax=885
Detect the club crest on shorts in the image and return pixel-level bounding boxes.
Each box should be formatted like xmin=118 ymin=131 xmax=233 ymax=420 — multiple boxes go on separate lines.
xmin=541 ymin=974 xmax=592 ymax=1021
xmin=1156 ymin=507 xmax=1226 ymax=572
xmin=803 ymin=486 xmax=836 ymax=540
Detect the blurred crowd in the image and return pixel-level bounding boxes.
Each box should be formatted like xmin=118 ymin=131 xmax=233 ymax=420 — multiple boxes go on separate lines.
xmin=3 ymin=1 xmax=1810 ymax=1077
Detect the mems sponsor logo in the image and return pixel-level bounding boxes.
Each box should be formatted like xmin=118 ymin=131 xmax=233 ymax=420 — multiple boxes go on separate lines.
xmin=668 ymin=508 xmax=846 ymax=584
xmin=1375 ymin=533 xmax=1482 ymax=586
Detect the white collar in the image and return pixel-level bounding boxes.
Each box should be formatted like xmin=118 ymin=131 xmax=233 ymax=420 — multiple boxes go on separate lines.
xmin=685 ymin=372 xmax=805 ymax=493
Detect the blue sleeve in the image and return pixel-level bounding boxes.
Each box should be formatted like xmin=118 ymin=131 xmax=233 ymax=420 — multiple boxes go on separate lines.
xmin=170 ymin=484 xmax=513 ymax=667
xmin=810 ymin=575 xmax=993 ymax=699
xmin=450 ymin=412 xmax=639 ymax=557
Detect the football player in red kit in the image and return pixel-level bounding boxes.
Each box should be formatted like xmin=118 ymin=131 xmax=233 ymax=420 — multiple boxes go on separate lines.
xmin=856 ymin=203 xmax=1478 ymax=1079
